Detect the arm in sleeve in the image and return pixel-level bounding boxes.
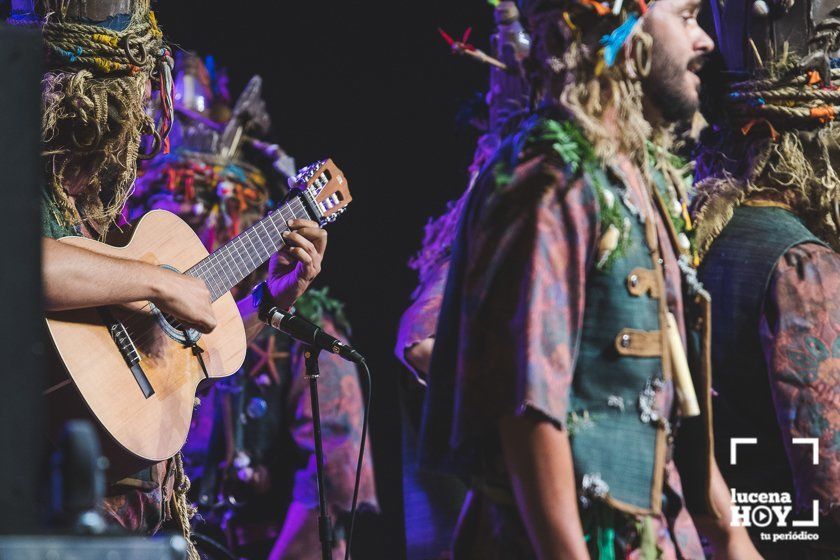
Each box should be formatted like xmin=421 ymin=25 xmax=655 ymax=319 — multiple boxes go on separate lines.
xmin=394 ymin=260 xmax=450 ymax=385
xmin=761 ymin=242 xmax=840 ymax=513
xmin=451 ymin=155 xmax=599 ymax=437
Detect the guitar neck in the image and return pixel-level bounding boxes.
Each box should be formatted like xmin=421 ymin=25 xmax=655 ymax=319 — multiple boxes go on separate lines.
xmin=185 ymin=194 xmax=312 ymax=301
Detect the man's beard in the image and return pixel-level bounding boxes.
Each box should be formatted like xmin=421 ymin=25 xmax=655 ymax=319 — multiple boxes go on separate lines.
xmin=643 ymin=45 xmax=701 ymax=124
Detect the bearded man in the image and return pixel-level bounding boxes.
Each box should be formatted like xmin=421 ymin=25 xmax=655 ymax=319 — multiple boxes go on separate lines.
xmin=694 ymin=0 xmax=840 ymax=556
xmin=10 ymin=1 xmax=327 ymax=556
xmin=419 ymin=0 xmax=760 ymax=557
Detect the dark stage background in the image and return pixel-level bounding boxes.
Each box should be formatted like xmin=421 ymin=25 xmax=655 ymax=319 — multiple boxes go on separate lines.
xmin=152 ymin=2 xmax=495 ymax=557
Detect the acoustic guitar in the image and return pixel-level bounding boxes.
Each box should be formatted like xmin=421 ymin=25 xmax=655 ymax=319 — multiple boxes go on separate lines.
xmin=44 ymin=160 xmax=351 ymax=479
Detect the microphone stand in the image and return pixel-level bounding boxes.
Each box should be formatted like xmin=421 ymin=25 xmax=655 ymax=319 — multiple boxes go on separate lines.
xmin=304 ymin=345 xmax=333 ymax=560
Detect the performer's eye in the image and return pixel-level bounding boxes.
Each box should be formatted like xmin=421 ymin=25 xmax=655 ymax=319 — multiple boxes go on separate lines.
xmin=681 ymin=11 xmax=699 ymax=24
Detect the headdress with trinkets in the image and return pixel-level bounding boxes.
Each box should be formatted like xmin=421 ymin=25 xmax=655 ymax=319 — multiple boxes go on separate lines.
xmin=131 ymin=52 xmax=287 ymax=258
xmin=9 ymin=0 xmax=173 ymax=237
xmin=518 ymin=0 xmax=667 ymax=163
xmin=516 ymin=0 xmax=704 ymax=272
xmin=693 ymin=0 xmax=840 ymax=254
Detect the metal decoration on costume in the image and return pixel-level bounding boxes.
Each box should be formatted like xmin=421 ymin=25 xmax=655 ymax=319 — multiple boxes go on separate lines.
xmin=174 ymin=52 xmax=214 ymax=116
xmin=8 ymin=0 xmax=39 ymax=25
xmin=10 ymin=0 xmax=136 ymax=23
xmin=409 ymin=1 xmax=533 ymax=286
xmin=637 ymin=378 xmax=661 ymax=424
xmin=170 ymin=52 xmax=225 ymax=154
xmin=219 ymin=76 xmax=271 ymax=160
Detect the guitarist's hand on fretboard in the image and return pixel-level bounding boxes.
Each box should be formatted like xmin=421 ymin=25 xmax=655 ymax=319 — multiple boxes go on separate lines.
xmin=267 ymin=218 xmax=328 ymax=311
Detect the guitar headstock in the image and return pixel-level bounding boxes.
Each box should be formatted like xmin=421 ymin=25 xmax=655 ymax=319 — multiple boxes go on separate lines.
xmin=288 ymin=159 xmax=352 ymax=226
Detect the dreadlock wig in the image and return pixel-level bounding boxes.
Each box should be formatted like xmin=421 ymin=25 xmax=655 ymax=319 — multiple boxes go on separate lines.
xmin=523 ymin=0 xmax=663 ymax=165
xmin=693 ymin=0 xmax=840 ymax=255
xmin=16 ymin=0 xmax=172 ymax=236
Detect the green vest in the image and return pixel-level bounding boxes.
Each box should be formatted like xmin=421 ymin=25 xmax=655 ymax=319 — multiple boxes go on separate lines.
xmin=699 ymin=205 xmax=827 ymax=496
xmin=569 ymin=169 xmax=674 ymax=514
xmin=41 ymin=190 xmax=80 ymax=239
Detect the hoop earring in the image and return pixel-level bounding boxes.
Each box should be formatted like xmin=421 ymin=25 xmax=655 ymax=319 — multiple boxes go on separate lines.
xmin=632 ymin=34 xmax=652 ymax=78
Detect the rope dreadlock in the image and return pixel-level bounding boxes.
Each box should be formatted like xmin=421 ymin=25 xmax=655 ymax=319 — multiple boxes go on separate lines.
xmin=693 ymin=8 xmax=840 ymax=256
xmin=39 ymin=0 xmax=170 ymax=237
xmin=171 ymin=452 xmax=200 ymax=560
xmin=35 ymin=2 xmax=195 ymax=552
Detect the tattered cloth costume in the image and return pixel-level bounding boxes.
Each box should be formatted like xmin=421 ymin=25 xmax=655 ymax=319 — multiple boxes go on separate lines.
xmin=419 ymin=0 xmax=720 ymax=558
xmin=13 ymin=0 xmax=195 ymax=541
xmin=694 ymin=0 xmax=840 ymax=555
xmin=131 ymin=54 xmax=377 ymax=556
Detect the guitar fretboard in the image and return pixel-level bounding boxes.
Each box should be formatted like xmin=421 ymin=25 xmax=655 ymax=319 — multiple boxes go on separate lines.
xmin=185 ymin=195 xmax=311 ymax=300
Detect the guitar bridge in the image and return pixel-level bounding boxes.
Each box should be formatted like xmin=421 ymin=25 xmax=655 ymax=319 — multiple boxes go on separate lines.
xmin=99 ymin=308 xmax=155 ymax=399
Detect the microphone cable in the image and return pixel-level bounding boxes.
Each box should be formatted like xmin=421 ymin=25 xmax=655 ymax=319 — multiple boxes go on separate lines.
xmin=344 ymin=358 xmax=371 ymax=560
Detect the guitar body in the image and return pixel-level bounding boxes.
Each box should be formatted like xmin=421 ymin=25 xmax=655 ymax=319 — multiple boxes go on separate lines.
xmin=43 ymin=159 xmax=351 ymax=481
xmin=45 ymin=210 xmax=247 ymax=479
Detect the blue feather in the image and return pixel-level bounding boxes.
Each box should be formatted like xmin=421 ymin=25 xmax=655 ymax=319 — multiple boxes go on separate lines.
xmin=600 ymin=14 xmax=639 ymax=67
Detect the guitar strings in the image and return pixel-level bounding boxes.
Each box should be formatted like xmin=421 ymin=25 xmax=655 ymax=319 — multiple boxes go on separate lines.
xmin=117 ymin=196 xmax=307 ymax=348
xmin=115 ymin=196 xmax=311 ymax=351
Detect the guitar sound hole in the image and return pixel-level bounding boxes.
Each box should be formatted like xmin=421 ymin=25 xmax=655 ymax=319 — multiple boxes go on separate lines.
xmin=149 ymin=302 xmax=202 ymax=346
xmin=163 ymin=313 xmax=185 ymax=332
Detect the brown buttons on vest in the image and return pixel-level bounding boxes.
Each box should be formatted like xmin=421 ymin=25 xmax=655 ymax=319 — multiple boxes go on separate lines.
xmin=626 ymin=268 xmax=660 ymax=298
xmin=614 ymin=328 xmax=663 ymax=357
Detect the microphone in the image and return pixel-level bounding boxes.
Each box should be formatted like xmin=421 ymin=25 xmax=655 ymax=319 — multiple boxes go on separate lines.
xmin=262 ymin=307 xmax=366 ymax=364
